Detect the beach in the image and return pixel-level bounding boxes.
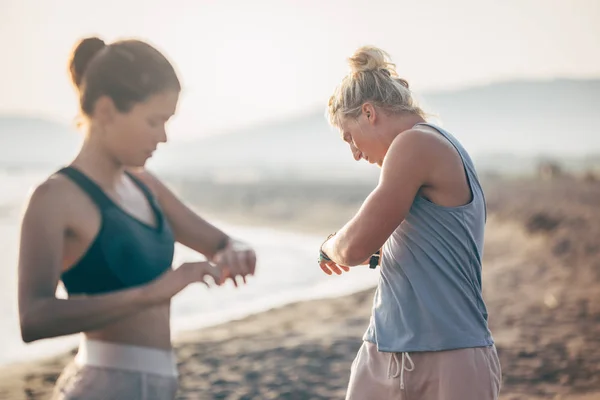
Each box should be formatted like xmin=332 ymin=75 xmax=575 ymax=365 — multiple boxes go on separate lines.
xmin=1 ymin=175 xmax=599 ymax=399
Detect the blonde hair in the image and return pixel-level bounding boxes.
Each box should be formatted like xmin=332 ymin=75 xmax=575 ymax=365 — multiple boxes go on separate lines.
xmin=327 ymin=46 xmax=425 ymax=127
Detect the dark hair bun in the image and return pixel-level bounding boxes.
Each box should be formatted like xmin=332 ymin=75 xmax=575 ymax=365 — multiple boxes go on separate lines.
xmin=69 ymin=37 xmax=106 ymax=88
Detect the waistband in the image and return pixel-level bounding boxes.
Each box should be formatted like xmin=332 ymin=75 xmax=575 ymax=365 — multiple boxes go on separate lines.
xmin=74 ymin=338 xmax=178 ymax=377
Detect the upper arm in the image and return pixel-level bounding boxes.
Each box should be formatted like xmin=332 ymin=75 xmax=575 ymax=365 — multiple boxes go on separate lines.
xmin=18 ymin=179 xmax=68 ymax=321
xmin=335 ymin=130 xmax=437 ymax=263
xmin=131 ymin=170 xmax=227 ymax=260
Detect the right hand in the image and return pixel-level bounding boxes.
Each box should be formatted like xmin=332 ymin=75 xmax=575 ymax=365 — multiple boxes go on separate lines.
xmin=149 ymin=261 xmax=223 ymax=304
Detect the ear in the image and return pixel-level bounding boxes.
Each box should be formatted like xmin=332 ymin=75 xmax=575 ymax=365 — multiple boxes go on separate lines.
xmin=93 ymin=95 xmax=118 ymax=127
xmin=361 ymin=103 xmax=377 ymax=125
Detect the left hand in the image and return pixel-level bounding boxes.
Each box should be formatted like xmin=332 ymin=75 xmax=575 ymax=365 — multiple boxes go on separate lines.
xmin=213 ymin=239 xmax=257 ymax=287
xmin=318 ymin=233 xmax=350 ymax=275
xmin=319 ymin=259 xmax=350 ymax=275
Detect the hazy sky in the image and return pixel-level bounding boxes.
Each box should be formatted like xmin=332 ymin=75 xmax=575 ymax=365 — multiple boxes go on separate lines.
xmin=1 ymin=0 xmax=598 ymax=140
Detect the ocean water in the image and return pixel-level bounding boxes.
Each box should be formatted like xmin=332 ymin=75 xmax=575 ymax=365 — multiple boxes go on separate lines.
xmin=0 ymin=168 xmax=379 ymax=366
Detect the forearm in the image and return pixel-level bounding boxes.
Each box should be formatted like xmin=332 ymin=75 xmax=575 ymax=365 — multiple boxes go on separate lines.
xmin=192 ymin=219 xmax=230 ymax=261
xmin=147 ymin=172 xmax=231 ymax=260
xmin=173 ymin=215 xmax=230 ymax=261
xmin=321 ymin=234 xmax=381 ymax=268
xmin=20 ymin=285 xmax=157 ymax=343
xmin=321 ymin=232 xmax=373 ymax=267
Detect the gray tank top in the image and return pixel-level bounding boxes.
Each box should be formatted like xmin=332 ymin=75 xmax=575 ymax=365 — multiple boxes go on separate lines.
xmin=363 ymin=122 xmax=494 ymax=353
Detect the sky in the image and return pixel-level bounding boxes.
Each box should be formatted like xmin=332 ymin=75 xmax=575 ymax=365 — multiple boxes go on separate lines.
xmin=0 ymin=0 xmax=598 ymax=141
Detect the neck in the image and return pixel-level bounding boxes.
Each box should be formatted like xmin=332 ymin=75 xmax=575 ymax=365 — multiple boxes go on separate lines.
xmin=71 ymin=134 xmax=125 ymax=189
xmin=383 ymin=112 xmax=426 ymax=146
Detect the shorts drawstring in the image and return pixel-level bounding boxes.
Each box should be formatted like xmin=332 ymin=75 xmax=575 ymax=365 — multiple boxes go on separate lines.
xmin=388 ymin=352 xmax=415 ymax=390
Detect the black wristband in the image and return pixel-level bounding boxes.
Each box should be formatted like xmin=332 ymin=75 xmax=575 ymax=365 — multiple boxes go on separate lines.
xmin=216 ymin=235 xmax=230 ymax=252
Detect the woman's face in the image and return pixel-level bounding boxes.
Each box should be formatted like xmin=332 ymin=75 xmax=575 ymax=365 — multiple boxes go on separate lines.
xmin=338 ymin=106 xmax=387 ymax=167
xmin=93 ymin=90 xmax=179 ymax=167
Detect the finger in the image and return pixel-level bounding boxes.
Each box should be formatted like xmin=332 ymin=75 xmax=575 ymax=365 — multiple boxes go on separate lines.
xmin=229 ymin=275 xmax=243 ymax=287
xmin=240 ymin=254 xmax=249 ymax=283
xmin=247 ymin=249 xmax=257 ymax=275
xmin=233 ymin=263 xmax=247 ymax=285
xmin=220 ymin=266 xmax=234 ymax=287
xmin=205 ymin=266 xmax=223 ymax=286
xmin=235 ymin=250 xmax=250 ymax=280
xmin=223 ymin=257 xmax=239 ymax=288
xmin=245 ymin=249 xmax=256 ymax=277
xmin=192 ymin=262 xmax=219 ymax=285
xmin=229 ymin=249 xmax=245 ymax=278
xmin=231 ymin=253 xmax=248 ymax=285
xmin=319 ymin=261 xmax=332 ymax=275
xmin=216 ymin=252 xmax=238 ymax=284
xmin=227 ymin=268 xmax=238 ymax=287
xmin=228 ymin=252 xmax=242 ymax=287
xmin=220 ymin=250 xmax=236 ymax=276
xmin=340 ymin=265 xmax=350 ymax=272
xmin=327 ymin=262 xmax=343 ymax=275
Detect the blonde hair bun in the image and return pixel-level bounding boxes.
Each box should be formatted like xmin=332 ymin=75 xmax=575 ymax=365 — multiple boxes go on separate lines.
xmin=348 ymin=46 xmax=398 ymax=77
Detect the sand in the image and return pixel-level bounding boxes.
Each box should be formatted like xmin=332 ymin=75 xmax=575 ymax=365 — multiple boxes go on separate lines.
xmin=1 ymin=176 xmax=599 ymax=399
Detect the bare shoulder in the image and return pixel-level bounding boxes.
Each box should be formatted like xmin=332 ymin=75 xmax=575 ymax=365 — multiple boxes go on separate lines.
xmin=20 ymin=174 xmax=83 ymax=232
xmin=25 ymin=174 xmax=77 ymax=212
xmin=393 ymin=126 xmax=450 ymax=153
xmin=387 ymin=126 xmax=459 ymax=168
xmin=383 ymin=128 xmax=440 ymax=168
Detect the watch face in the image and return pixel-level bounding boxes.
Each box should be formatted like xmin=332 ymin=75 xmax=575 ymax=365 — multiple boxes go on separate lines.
xmin=369 ymin=251 xmax=380 ymax=269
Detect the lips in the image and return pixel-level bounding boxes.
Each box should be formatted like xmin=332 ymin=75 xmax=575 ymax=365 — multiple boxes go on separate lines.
xmin=364 ymin=155 xmax=376 ymax=164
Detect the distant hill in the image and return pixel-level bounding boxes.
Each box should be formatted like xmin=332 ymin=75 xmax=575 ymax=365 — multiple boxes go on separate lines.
xmin=419 ymin=78 xmax=600 ymax=156
xmin=0 ymin=115 xmax=81 ymax=169
xmin=148 ymin=107 xmax=379 ymax=181
xmin=2 ymin=78 xmax=599 ymax=179
xmin=149 ymin=78 xmax=600 ymax=180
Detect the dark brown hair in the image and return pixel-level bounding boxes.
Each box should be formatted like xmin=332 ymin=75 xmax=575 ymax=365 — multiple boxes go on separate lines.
xmin=68 ymin=37 xmax=181 ymax=117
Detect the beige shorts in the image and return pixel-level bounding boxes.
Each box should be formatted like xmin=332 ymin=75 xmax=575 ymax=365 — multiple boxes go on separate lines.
xmin=346 ymin=341 xmax=502 ymax=400
xmin=51 ymin=338 xmax=178 ymax=400
xmin=51 ymin=362 xmax=179 ymax=400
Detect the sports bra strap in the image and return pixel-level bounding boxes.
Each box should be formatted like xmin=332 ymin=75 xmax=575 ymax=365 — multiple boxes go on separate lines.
xmin=57 ymin=166 xmax=114 ymax=210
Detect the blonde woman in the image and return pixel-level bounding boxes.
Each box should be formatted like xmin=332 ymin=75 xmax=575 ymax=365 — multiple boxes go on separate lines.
xmin=319 ymin=46 xmax=502 ymax=399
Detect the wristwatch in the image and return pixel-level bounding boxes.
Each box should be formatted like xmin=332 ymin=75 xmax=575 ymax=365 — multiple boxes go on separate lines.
xmin=318 ymin=233 xmax=336 ymax=263
xmin=369 ymin=249 xmax=381 ymax=269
